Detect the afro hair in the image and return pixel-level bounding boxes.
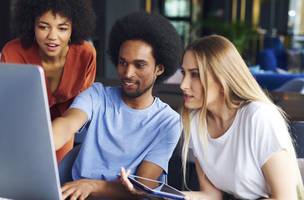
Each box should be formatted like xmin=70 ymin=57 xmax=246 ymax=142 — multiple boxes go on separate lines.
xmin=12 ymin=0 xmax=96 ymax=48
xmin=108 ymin=11 xmax=183 ymax=82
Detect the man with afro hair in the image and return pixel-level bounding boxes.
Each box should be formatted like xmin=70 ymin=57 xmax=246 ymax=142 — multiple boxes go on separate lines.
xmin=52 ymin=11 xmax=183 ymax=199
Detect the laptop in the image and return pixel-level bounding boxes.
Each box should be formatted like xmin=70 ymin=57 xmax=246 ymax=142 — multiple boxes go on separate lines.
xmin=0 ymin=64 xmax=62 ymax=200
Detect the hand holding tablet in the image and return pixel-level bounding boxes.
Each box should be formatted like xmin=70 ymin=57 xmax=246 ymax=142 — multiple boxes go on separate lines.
xmin=127 ymin=174 xmax=185 ymax=200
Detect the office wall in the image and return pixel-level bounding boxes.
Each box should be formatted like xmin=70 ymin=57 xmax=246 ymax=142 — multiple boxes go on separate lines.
xmin=0 ymin=0 xmax=12 ymax=50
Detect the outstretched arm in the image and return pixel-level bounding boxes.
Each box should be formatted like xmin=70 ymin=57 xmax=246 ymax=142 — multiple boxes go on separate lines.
xmin=52 ymin=108 xmax=88 ymax=150
xmin=61 ymin=160 xmax=163 ymax=200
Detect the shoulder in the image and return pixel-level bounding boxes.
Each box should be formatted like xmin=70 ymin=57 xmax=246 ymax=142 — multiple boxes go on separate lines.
xmin=155 ymin=98 xmax=180 ymax=120
xmin=70 ymin=41 xmax=96 ymax=57
xmin=86 ymin=83 xmax=119 ymax=100
xmin=239 ymin=101 xmax=282 ymax=121
xmin=238 ymin=101 xmax=288 ymax=142
xmin=2 ymin=38 xmax=24 ymax=52
xmin=153 ymin=99 xmax=181 ymax=136
xmin=1 ymin=38 xmax=38 ymax=63
xmin=87 ymin=82 xmax=106 ymax=95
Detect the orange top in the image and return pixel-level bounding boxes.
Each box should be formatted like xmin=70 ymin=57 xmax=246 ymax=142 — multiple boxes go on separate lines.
xmin=1 ymin=38 xmax=96 ymax=162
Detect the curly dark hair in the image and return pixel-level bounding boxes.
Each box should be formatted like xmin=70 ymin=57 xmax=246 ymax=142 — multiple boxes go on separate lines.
xmin=108 ymin=11 xmax=183 ymax=82
xmin=12 ymin=0 xmax=96 ymax=48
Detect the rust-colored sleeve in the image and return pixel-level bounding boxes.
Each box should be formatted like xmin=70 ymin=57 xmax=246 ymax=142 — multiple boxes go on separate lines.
xmin=1 ymin=40 xmax=24 ymax=63
xmin=81 ymin=44 xmax=97 ymax=91
xmin=1 ymin=39 xmax=39 ymax=64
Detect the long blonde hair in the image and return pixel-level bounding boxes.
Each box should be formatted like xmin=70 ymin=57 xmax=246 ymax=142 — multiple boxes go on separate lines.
xmin=181 ymin=35 xmax=303 ymax=197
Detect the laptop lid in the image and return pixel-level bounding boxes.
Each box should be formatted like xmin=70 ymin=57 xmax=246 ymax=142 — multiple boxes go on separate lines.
xmin=0 ymin=64 xmax=62 ymax=200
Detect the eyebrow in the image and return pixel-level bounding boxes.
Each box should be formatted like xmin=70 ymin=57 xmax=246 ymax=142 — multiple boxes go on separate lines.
xmin=119 ymin=57 xmax=147 ymax=63
xmin=181 ymin=67 xmax=199 ymax=72
xmin=37 ymin=21 xmax=71 ymax=26
xmin=188 ymin=68 xmax=199 ymax=72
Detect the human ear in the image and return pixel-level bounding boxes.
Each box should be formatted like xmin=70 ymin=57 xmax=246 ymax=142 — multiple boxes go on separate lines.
xmin=156 ymin=64 xmax=165 ymax=76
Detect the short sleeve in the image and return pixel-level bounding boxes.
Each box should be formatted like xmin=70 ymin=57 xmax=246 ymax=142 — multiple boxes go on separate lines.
xmin=79 ymin=42 xmax=97 ymax=91
xmin=252 ymin=106 xmax=290 ymax=167
xmin=1 ymin=40 xmax=26 ymax=63
xmin=70 ymin=83 xmax=102 ymax=121
xmin=144 ymin=115 xmax=181 ymax=174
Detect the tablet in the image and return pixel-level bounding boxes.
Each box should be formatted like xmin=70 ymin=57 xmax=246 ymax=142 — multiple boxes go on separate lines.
xmin=128 ymin=175 xmax=185 ymax=200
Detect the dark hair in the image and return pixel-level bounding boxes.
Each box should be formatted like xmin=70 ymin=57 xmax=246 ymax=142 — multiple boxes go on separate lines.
xmin=12 ymin=0 xmax=96 ymax=48
xmin=108 ymin=11 xmax=183 ymax=82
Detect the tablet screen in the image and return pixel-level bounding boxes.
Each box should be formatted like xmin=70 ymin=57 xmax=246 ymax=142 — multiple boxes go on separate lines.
xmin=128 ymin=175 xmax=185 ymax=197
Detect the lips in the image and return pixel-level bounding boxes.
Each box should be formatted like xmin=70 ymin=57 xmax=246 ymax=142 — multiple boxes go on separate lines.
xmin=122 ymin=80 xmax=138 ymax=90
xmin=183 ymin=94 xmax=193 ymax=101
xmin=45 ymin=43 xmax=59 ymax=52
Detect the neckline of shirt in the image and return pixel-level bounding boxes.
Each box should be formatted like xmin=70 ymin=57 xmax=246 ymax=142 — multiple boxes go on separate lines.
xmin=207 ymin=106 xmax=242 ymax=143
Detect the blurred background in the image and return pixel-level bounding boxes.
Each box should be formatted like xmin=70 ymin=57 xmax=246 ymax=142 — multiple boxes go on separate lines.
xmin=1 ymin=0 xmax=304 ymax=78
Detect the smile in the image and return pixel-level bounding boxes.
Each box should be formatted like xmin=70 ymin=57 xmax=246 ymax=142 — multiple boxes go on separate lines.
xmin=45 ymin=43 xmax=59 ymax=51
xmin=122 ymin=80 xmax=138 ymax=90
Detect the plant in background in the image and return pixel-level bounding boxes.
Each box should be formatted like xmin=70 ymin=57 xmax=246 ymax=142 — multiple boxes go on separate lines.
xmin=190 ymin=17 xmax=258 ymax=63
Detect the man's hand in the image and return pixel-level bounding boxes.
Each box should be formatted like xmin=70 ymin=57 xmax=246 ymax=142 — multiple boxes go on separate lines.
xmin=61 ymin=179 xmax=101 ymax=200
xmin=119 ymin=167 xmax=145 ymax=196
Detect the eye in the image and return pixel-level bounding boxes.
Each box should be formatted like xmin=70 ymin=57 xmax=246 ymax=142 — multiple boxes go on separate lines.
xmin=118 ymin=59 xmax=127 ymax=67
xmin=58 ymin=27 xmax=69 ymax=32
xmin=180 ymin=69 xmax=185 ymax=76
xmin=135 ymin=62 xmax=146 ymax=69
xmin=38 ymin=25 xmax=49 ymax=30
xmin=191 ymin=71 xmax=200 ymax=78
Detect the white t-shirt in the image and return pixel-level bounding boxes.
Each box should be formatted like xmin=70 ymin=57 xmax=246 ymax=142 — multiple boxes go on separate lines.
xmin=190 ymin=101 xmax=291 ymax=199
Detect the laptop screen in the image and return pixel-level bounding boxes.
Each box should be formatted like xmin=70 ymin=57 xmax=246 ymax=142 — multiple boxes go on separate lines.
xmin=0 ymin=64 xmax=62 ymax=200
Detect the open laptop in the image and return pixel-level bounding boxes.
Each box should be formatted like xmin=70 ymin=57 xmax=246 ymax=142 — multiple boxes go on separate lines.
xmin=0 ymin=64 xmax=62 ymax=200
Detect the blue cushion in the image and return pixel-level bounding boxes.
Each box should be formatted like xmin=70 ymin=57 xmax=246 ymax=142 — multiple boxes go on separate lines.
xmin=257 ymin=49 xmax=277 ymax=71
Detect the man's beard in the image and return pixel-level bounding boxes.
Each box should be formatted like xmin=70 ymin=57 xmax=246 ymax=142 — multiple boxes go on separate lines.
xmin=121 ymin=80 xmax=154 ymax=98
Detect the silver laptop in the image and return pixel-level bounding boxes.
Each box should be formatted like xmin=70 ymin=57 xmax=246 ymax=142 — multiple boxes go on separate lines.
xmin=0 ymin=64 xmax=62 ymax=200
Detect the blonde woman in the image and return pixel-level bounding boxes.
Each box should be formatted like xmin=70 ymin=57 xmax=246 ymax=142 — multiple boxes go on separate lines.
xmin=180 ymin=35 xmax=303 ymax=200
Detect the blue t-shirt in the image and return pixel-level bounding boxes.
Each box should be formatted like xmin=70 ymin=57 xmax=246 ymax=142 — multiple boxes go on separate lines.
xmin=70 ymin=83 xmax=181 ymax=181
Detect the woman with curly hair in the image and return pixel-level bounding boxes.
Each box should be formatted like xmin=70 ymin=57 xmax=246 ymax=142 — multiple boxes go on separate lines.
xmin=1 ymin=0 xmax=97 ymax=162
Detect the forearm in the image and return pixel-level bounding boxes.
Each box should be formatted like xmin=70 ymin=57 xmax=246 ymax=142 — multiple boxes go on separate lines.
xmin=90 ymin=180 xmax=144 ymax=199
xmin=52 ymin=117 xmax=76 ymax=150
xmin=183 ymin=191 xmax=222 ymax=200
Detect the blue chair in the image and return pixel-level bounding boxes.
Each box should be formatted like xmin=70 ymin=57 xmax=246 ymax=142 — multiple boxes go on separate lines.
xmin=264 ymin=37 xmax=284 ymax=50
xmin=275 ymin=78 xmax=304 ymax=94
xmin=58 ymin=145 xmax=81 ymax=185
xmin=257 ymin=36 xmax=288 ymax=71
xmin=256 ymin=49 xmax=278 ymax=71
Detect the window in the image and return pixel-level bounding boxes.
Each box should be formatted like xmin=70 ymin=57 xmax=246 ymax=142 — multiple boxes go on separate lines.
xmin=161 ymin=0 xmax=192 ymax=44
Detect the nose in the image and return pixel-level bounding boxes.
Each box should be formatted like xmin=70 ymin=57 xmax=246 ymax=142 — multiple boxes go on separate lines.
xmin=47 ymin=28 xmax=57 ymax=40
xmin=124 ymin=65 xmax=135 ymax=78
xmin=180 ymin=75 xmax=190 ymax=91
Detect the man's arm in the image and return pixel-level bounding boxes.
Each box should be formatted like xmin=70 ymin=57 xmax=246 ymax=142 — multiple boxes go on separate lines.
xmin=61 ymin=160 xmax=164 ymax=200
xmin=52 ymin=108 xmax=88 ymax=150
